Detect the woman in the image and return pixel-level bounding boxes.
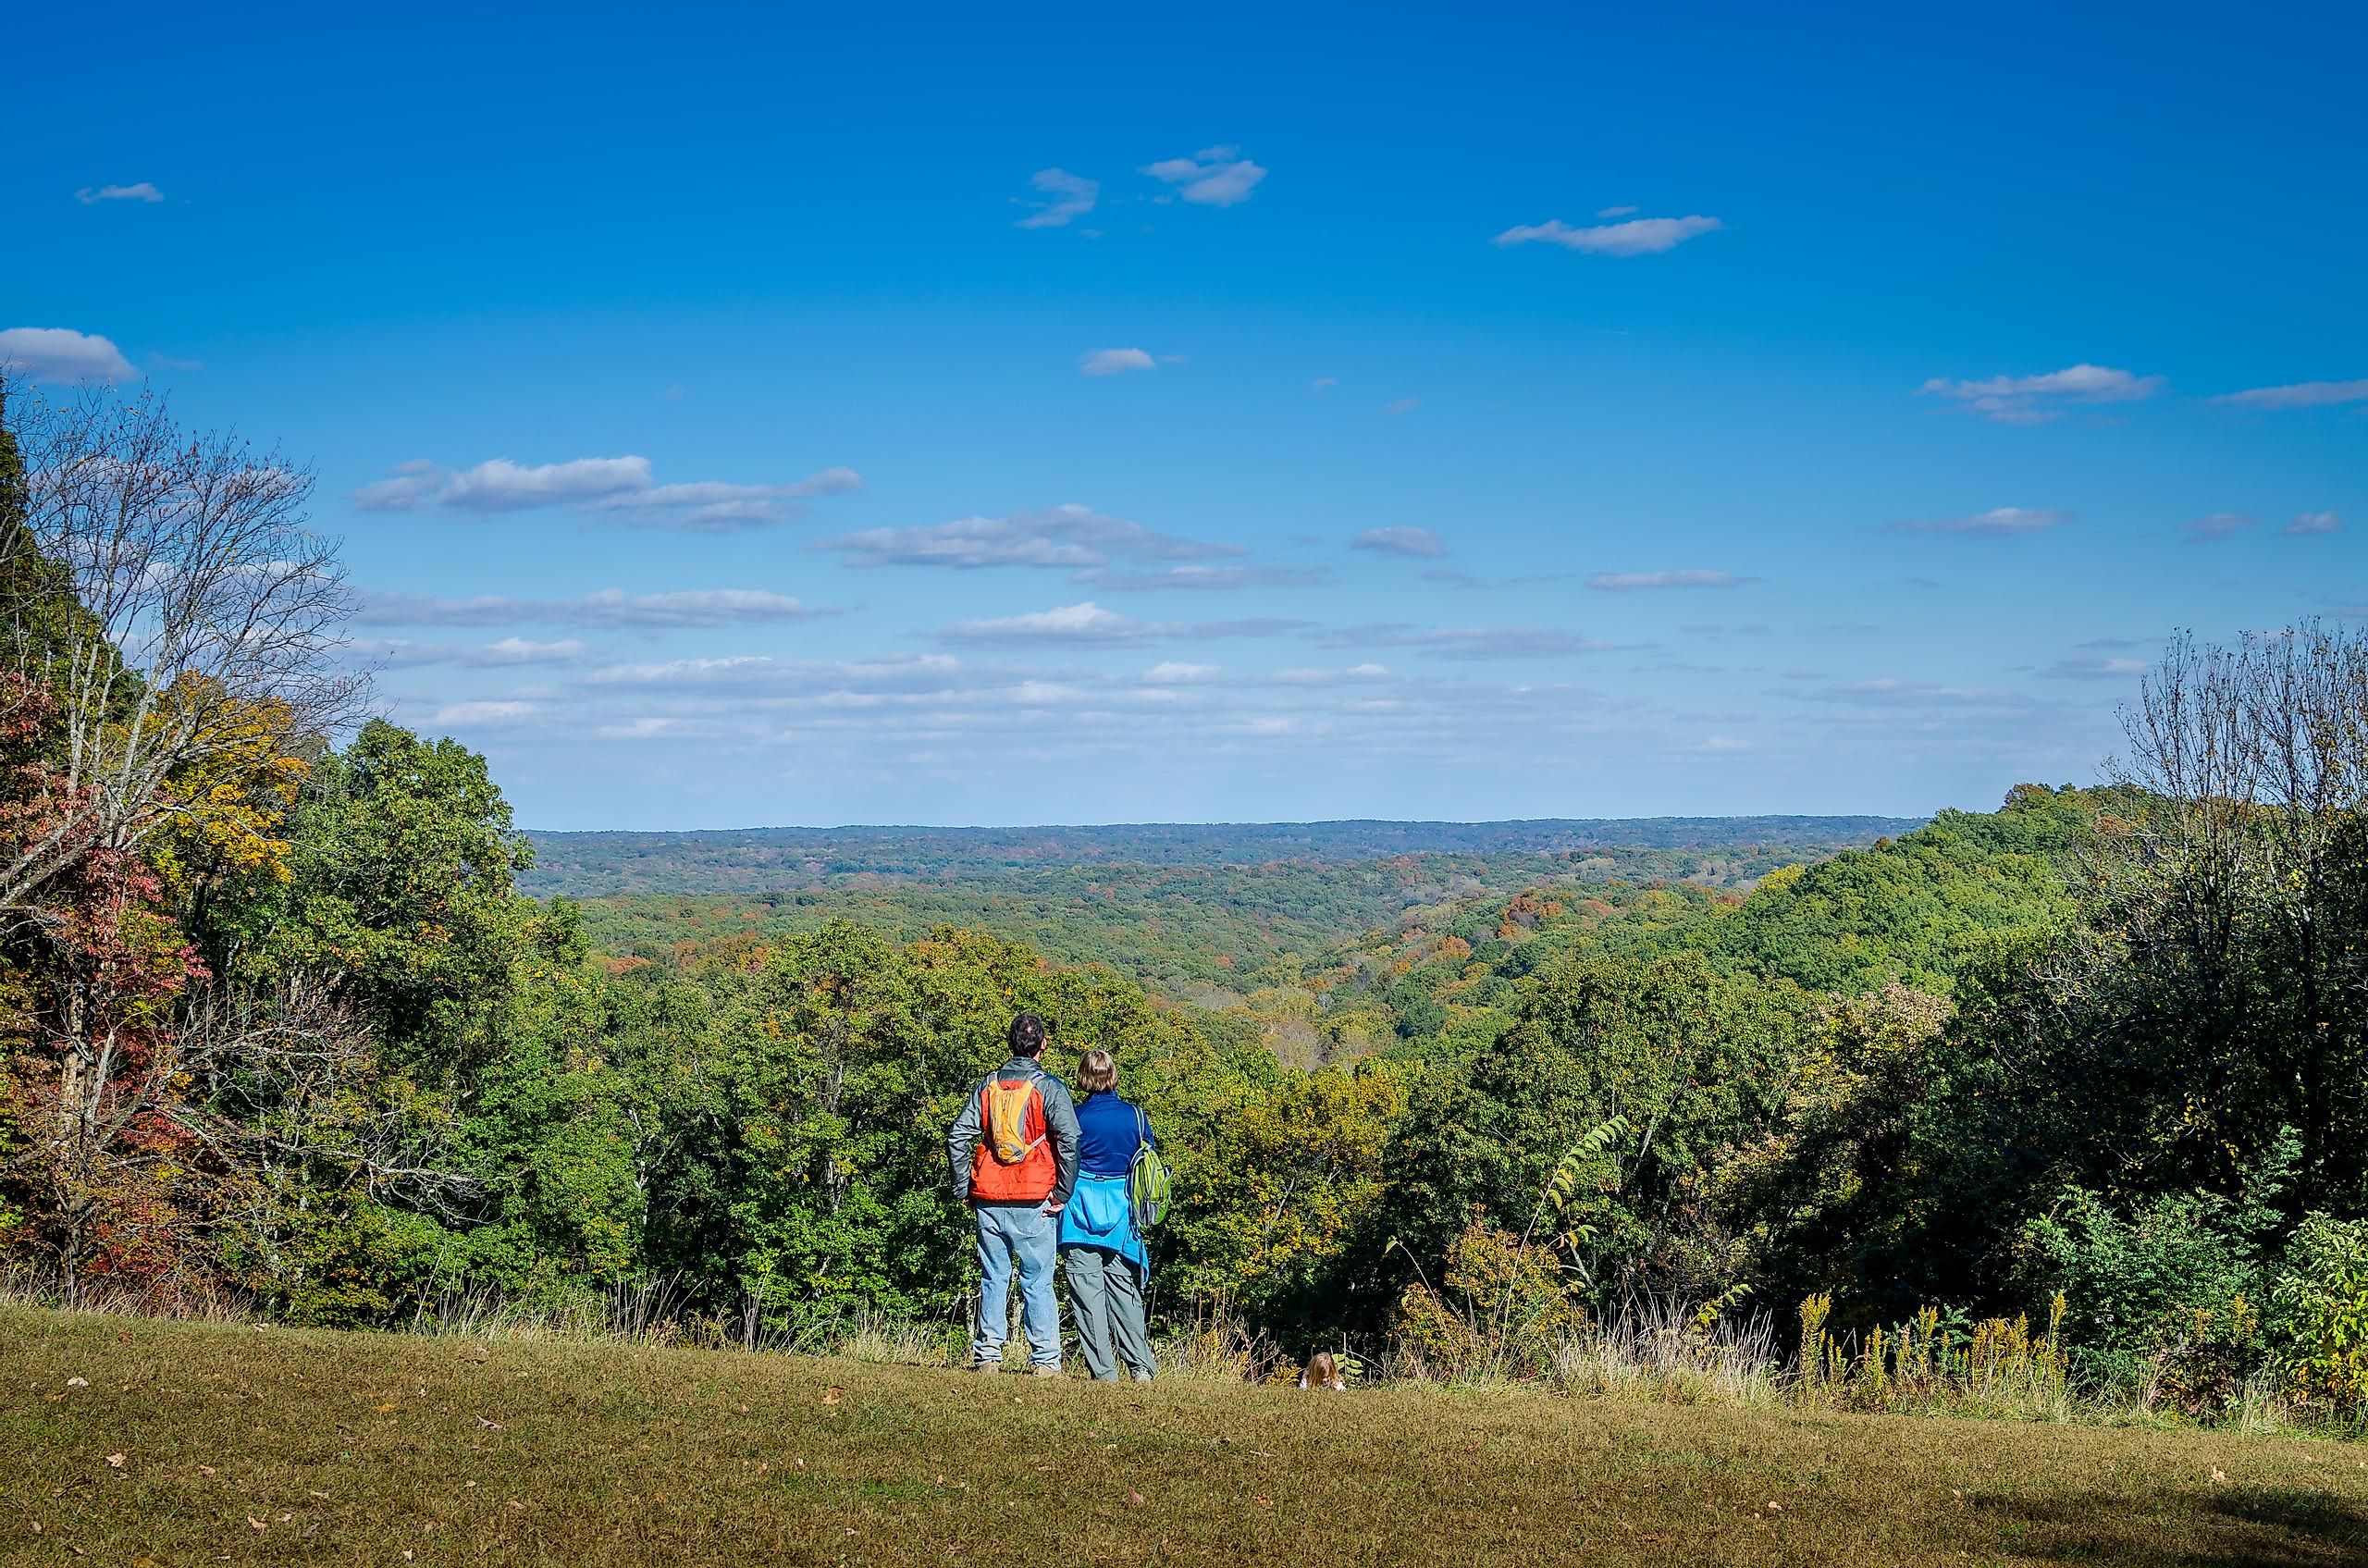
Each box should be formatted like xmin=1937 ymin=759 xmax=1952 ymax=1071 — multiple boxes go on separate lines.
xmin=1057 ymin=1048 xmax=1159 ymax=1383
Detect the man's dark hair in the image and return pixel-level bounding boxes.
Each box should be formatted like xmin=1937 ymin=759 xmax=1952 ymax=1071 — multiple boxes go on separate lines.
xmin=1007 ymin=1013 xmax=1047 ymax=1057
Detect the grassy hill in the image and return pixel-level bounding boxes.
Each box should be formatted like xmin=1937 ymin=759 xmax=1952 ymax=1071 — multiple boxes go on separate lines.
xmin=6 ymin=1308 xmax=2365 ymax=1567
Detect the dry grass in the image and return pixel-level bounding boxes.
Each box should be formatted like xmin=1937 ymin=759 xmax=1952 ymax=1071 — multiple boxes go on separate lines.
xmin=1551 ymin=1299 xmax=1786 ymax=1407
xmin=6 ymin=1305 xmax=2368 ymax=1567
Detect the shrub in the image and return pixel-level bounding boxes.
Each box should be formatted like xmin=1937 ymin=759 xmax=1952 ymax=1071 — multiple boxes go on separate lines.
xmin=2270 ymin=1213 xmax=2368 ymax=1414
xmin=1391 ymin=1219 xmax=1587 ymax=1381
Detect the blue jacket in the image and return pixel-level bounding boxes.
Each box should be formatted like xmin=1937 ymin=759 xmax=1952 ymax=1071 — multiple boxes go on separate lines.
xmin=1075 ymin=1092 xmax=1157 ymax=1178
xmin=1059 ymin=1092 xmax=1156 ymax=1268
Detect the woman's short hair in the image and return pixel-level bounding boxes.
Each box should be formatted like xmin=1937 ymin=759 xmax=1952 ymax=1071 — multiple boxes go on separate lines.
xmin=1077 ymin=1048 xmax=1118 ymax=1094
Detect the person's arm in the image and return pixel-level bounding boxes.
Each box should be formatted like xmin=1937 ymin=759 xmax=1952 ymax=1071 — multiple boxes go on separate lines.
xmin=1041 ymin=1076 xmax=1081 ymax=1207
xmin=946 ymin=1083 xmax=983 ymax=1199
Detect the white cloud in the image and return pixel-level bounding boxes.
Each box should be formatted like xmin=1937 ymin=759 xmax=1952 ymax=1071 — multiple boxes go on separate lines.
xmin=356 ymin=587 xmax=830 ymax=629
xmin=1267 ymin=664 xmax=1396 ymax=686
xmin=1810 ymin=679 xmax=2041 ymax=709
xmin=1079 ymin=564 xmax=1325 ymax=591
xmin=1381 ymin=398 xmax=1421 ymax=415
xmin=1314 ymin=623 xmax=1611 ymax=661
xmin=2213 ymin=378 xmax=2368 ymax=411
xmin=378 ymin=651 xmax=1689 ymax=776
xmin=933 ymin=603 xmax=1307 ymax=648
xmin=1310 ymin=377 xmax=1337 ymax=389
xmin=813 ymin=504 xmax=1240 ymax=572
xmin=584 ymin=470 xmax=861 ymax=530
xmin=1141 ymin=146 xmax=1267 ymax=206
xmin=1015 ymin=167 xmax=1098 ymax=228
xmin=593 ymin=717 xmax=679 ymax=740
xmin=1351 ymin=526 xmax=1446 ymax=559
xmin=1182 ymin=618 xmax=1312 ymax=641
xmin=2287 ymin=510 xmax=2343 ymax=536
xmin=428 ymin=699 xmax=536 ymax=727
xmin=1493 ymin=215 xmax=1722 ymax=257
xmin=1586 ymin=570 xmax=1754 ymax=591
xmin=2040 ymin=655 xmax=2149 ymax=680
xmin=1885 ymin=507 xmax=2069 ymax=537
xmin=480 ymin=636 xmax=588 ymax=663
xmin=1143 ymin=661 xmax=1220 ymax=685
xmin=0 ymin=327 xmax=137 ymax=383
xmin=793 ymin=466 xmax=863 ymax=496
xmin=352 ymin=636 xmax=590 ymax=668
xmin=1080 ymin=347 xmax=1156 ymax=377
xmin=939 ymin=601 xmax=1164 ymax=647
xmin=351 ymin=459 xmax=453 ymax=511
xmin=442 ymin=456 xmax=653 ymax=512
xmin=2181 ymin=512 xmax=2255 ymax=540
xmin=350 ymin=456 xmax=858 ymax=530
xmin=76 ymin=182 xmax=163 ymax=204
xmin=1595 ymin=204 xmax=1639 ymax=217
xmin=1918 ymin=364 xmax=2164 ymax=424
xmin=584 ymin=651 xmax=975 ymax=692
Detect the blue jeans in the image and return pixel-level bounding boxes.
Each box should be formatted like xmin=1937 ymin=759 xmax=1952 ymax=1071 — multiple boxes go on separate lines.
xmin=971 ymin=1203 xmax=1061 ymax=1368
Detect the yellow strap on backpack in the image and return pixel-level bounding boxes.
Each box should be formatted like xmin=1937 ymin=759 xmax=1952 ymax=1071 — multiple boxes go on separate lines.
xmin=983 ymin=1079 xmax=1045 ymax=1166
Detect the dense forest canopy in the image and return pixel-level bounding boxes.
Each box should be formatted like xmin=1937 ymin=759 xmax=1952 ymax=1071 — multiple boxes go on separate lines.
xmin=522 ymin=816 xmax=1920 ymax=895
xmin=3 ymin=377 xmax=2366 ymax=1425
xmin=560 ymin=836 xmax=1887 ymax=1000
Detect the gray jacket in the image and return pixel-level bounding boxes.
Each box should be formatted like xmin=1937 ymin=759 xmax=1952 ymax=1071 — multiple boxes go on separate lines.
xmin=947 ymin=1056 xmax=1081 ymax=1205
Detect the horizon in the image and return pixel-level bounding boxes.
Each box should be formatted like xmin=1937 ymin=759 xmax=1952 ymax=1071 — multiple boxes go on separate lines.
xmin=9 ymin=3 xmax=2362 ymax=830
xmin=523 ymin=809 xmax=1930 ymax=836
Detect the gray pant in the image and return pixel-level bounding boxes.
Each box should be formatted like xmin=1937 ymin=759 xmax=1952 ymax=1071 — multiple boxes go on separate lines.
xmin=1062 ymin=1246 xmax=1154 ymax=1381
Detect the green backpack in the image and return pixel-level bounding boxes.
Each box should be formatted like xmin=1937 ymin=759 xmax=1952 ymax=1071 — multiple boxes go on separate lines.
xmin=1128 ymin=1107 xmax=1173 ymax=1228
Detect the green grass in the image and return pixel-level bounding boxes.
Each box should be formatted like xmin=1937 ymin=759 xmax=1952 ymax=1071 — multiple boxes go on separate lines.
xmin=6 ymin=1308 xmax=2368 ymax=1566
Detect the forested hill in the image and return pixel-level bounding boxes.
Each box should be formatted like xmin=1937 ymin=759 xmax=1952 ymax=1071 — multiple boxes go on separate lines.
xmin=522 ymin=815 xmax=1922 ymax=896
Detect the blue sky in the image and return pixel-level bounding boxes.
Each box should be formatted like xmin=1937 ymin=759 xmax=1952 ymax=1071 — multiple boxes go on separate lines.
xmin=7 ymin=2 xmax=2363 ymax=829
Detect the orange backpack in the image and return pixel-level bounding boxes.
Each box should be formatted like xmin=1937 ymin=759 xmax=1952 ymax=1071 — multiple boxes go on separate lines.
xmin=968 ymin=1076 xmax=1055 ymax=1203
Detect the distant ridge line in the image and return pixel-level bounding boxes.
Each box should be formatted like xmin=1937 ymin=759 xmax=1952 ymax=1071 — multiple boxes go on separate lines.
xmin=528 ymin=814 xmax=1925 ymax=838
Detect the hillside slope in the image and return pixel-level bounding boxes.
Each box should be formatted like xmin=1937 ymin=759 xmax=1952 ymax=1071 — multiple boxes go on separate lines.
xmin=6 ymin=1309 xmax=2363 ymax=1568
xmin=1658 ymin=783 xmax=2093 ymax=994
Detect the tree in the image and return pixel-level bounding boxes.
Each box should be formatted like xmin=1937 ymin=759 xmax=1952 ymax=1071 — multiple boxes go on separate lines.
xmin=220 ymin=720 xmax=534 ymax=1080
xmin=2103 ymin=623 xmax=2368 ymax=1195
xmin=0 ymin=374 xmax=362 ymax=919
xmin=1385 ymin=951 xmax=1820 ymax=1309
xmin=0 ymin=378 xmax=364 ymax=1285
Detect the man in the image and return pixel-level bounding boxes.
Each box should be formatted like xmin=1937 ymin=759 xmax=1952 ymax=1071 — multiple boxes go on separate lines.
xmin=946 ymin=1013 xmax=1079 ymax=1375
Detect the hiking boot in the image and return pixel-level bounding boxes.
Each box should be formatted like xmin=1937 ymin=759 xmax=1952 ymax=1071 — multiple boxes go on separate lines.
xmin=1131 ymin=1371 xmax=1154 ymax=1384
xmin=1030 ymin=1364 xmax=1063 ymax=1378
xmin=970 ymin=1359 xmax=1002 ymax=1373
